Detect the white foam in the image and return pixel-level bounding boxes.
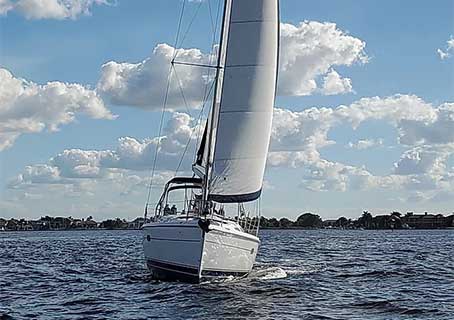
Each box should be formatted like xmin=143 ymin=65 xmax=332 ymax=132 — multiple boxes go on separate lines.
xmin=253 ymin=267 xmax=288 ymax=280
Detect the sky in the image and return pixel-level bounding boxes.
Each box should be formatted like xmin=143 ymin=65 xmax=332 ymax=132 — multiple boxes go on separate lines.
xmin=0 ymin=0 xmax=453 ymax=221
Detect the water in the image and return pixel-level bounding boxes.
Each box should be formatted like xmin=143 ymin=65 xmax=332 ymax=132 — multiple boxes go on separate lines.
xmin=1 ymin=229 xmax=453 ymax=319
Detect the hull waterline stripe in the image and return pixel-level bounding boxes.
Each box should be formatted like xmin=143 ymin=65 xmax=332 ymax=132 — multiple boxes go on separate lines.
xmin=146 ymin=259 xmax=199 ymax=276
xmin=146 ymin=260 xmax=250 ymax=281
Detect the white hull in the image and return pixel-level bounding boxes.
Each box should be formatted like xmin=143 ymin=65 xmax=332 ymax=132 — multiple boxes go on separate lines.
xmin=142 ymin=217 xmax=259 ymax=282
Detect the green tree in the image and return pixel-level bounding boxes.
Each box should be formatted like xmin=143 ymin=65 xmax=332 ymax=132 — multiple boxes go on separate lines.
xmin=279 ymin=218 xmax=293 ymax=228
xmin=336 ymin=217 xmax=348 ymax=228
xmin=268 ymin=218 xmax=280 ymax=228
xmin=296 ymin=213 xmax=322 ymax=228
xmin=359 ymin=211 xmax=373 ymax=229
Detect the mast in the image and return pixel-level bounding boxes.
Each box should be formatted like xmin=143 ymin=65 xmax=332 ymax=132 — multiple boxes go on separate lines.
xmin=202 ymin=0 xmax=231 ymax=207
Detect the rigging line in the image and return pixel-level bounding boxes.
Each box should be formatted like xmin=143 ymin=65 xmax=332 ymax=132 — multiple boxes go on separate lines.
xmin=176 ymin=0 xmax=204 ymax=55
xmin=172 ymin=61 xmax=219 ymax=69
xmin=193 ymin=0 xmax=222 ymax=163
xmin=193 ymin=80 xmax=216 ymax=163
xmin=174 ymin=82 xmax=215 ymax=176
xmin=201 ymin=0 xmax=222 ymax=104
xmin=173 ymin=66 xmax=193 ymax=118
xmin=145 ymin=0 xmax=187 ymax=206
xmin=207 ymin=0 xmax=216 ymax=37
xmin=171 ymin=0 xmax=187 ymax=62
xmin=145 ymin=67 xmax=174 ymax=205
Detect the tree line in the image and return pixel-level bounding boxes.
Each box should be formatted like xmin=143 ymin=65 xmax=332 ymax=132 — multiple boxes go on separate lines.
xmin=260 ymin=211 xmax=454 ymax=229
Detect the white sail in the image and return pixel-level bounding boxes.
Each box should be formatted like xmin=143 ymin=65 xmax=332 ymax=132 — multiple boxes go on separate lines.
xmin=208 ymin=0 xmax=279 ymax=203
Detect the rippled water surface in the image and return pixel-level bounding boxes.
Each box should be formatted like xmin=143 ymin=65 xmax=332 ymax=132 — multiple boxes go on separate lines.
xmin=1 ymin=229 xmax=453 ymax=319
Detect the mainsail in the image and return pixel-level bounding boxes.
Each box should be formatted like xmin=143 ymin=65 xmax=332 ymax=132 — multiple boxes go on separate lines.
xmin=195 ymin=0 xmax=279 ymax=203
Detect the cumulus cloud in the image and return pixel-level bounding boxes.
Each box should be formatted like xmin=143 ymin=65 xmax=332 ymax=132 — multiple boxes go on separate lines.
xmin=270 ymin=94 xmax=446 ymax=153
xmin=9 ymin=164 xmax=64 ymax=186
xmin=278 ymin=21 xmax=367 ymax=96
xmin=100 ymin=112 xmax=202 ymax=170
xmin=437 ymin=36 xmax=454 ymax=59
xmin=0 ymin=0 xmax=13 ymax=14
xmin=97 ymin=21 xmax=368 ymax=109
xmin=348 ymin=139 xmax=384 ymax=150
xmin=9 ymin=94 xmax=454 ymax=202
xmin=9 ymin=112 xmax=202 ymax=191
xmin=398 ymin=103 xmax=454 ymax=146
xmin=336 ymin=94 xmax=437 ymax=128
xmin=320 ymin=69 xmax=353 ymax=95
xmin=269 ymin=94 xmax=436 ymax=159
xmin=0 ymin=0 xmax=111 ymax=20
xmin=0 ymin=68 xmax=115 ymax=150
xmin=393 ymin=146 xmax=452 ymax=176
xmin=97 ymin=44 xmax=213 ymax=110
xmin=268 ymin=94 xmax=454 ymax=195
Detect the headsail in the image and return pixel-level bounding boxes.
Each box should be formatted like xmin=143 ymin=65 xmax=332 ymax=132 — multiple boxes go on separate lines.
xmin=195 ymin=120 xmax=208 ymax=167
xmin=208 ymin=0 xmax=279 ymax=203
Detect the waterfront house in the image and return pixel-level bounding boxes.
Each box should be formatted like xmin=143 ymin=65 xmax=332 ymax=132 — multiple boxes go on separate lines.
xmin=5 ymin=219 xmax=19 ymax=231
xmin=0 ymin=218 xmax=6 ymax=230
xmin=128 ymin=217 xmax=145 ymax=229
xmin=53 ymin=217 xmax=72 ymax=230
xmin=403 ymin=212 xmax=446 ymax=229
xmin=81 ymin=219 xmax=98 ymax=229
xmin=322 ymin=220 xmax=337 ymax=228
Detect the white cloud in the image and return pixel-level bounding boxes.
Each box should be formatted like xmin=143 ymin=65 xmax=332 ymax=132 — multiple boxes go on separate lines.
xmin=51 ymin=149 xmax=105 ymax=178
xmin=0 ymin=0 xmax=13 ymax=15
xmin=8 ymin=111 xmax=201 ymax=193
xmin=0 ymin=68 xmax=115 ymax=150
xmin=348 ymin=138 xmax=384 ymax=150
xmin=393 ymin=146 xmax=452 ymax=176
xmin=271 ymin=106 xmax=336 ymax=153
xmin=100 ymin=112 xmax=202 ymax=170
xmin=320 ymin=69 xmax=353 ymax=95
xmin=268 ymin=94 xmax=454 ymax=195
xmin=0 ymin=0 xmax=111 ymax=20
xmin=398 ymin=103 xmax=454 ymax=146
xmin=268 ymin=94 xmax=437 ymax=162
xmin=9 ymin=164 xmax=63 ymax=186
xmin=437 ymin=36 xmax=454 ymax=59
xmin=97 ymin=21 xmax=368 ymax=109
xmin=278 ymin=21 xmax=367 ymax=96
xmin=9 ymin=94 xmax=454 ymax=204
xmin=335 ymin=94 xmax=437 ymax=128
xmin=97 ymin=43 xmax=213 ymax=110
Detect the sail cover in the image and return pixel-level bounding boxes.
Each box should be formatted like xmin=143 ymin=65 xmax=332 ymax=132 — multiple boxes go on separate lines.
xmin=209 ymin=0 xmax=279 ymax=203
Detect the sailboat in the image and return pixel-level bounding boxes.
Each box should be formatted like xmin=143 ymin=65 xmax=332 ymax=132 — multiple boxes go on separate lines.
xmin=142 ymin=0 xmax=279 ymax=283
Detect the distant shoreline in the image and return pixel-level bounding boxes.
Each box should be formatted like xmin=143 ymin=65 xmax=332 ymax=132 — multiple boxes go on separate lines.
xmin=2 ymin=211 xmax=454 ymax=232
xmin=2 ymin=227 xmax=454 ymax=233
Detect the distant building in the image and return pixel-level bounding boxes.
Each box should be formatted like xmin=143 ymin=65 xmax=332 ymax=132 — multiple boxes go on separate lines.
xmin=53 ymin=217 xmax=72 ymax=230
xmin=0 ymin=218 xmax=6 ymax=230
xmin=403 ymin=212 xmax=447 ymax=229
xmin=322 ymin=220 xmax=337 ymax=228
xmin=30 ymin=220 xmax=46 ymax=231
xmin=83 ymin=219 xmax=98 ymax=229
xmin=5 ymin=219 xmax=19 ymax=231
xmin=128 ymin=217 xmax=145 ymax=229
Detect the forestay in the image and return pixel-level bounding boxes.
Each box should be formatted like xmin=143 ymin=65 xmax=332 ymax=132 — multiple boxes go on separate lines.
xmin=208 ymin=0 xmax=279 ymax=203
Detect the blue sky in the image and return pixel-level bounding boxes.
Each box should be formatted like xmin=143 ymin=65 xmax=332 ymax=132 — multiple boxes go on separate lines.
xmin=1 ymin=0 xmax=453 ymax=220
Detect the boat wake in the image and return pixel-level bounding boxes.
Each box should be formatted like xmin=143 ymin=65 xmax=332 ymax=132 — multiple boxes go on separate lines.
xmin=285 ymin=263 xmax=327 ymax=276
xmin=199 ymin=267 xmax=287 ymax=285
xmin=249 ymin=266 xmax=288 ymax=280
